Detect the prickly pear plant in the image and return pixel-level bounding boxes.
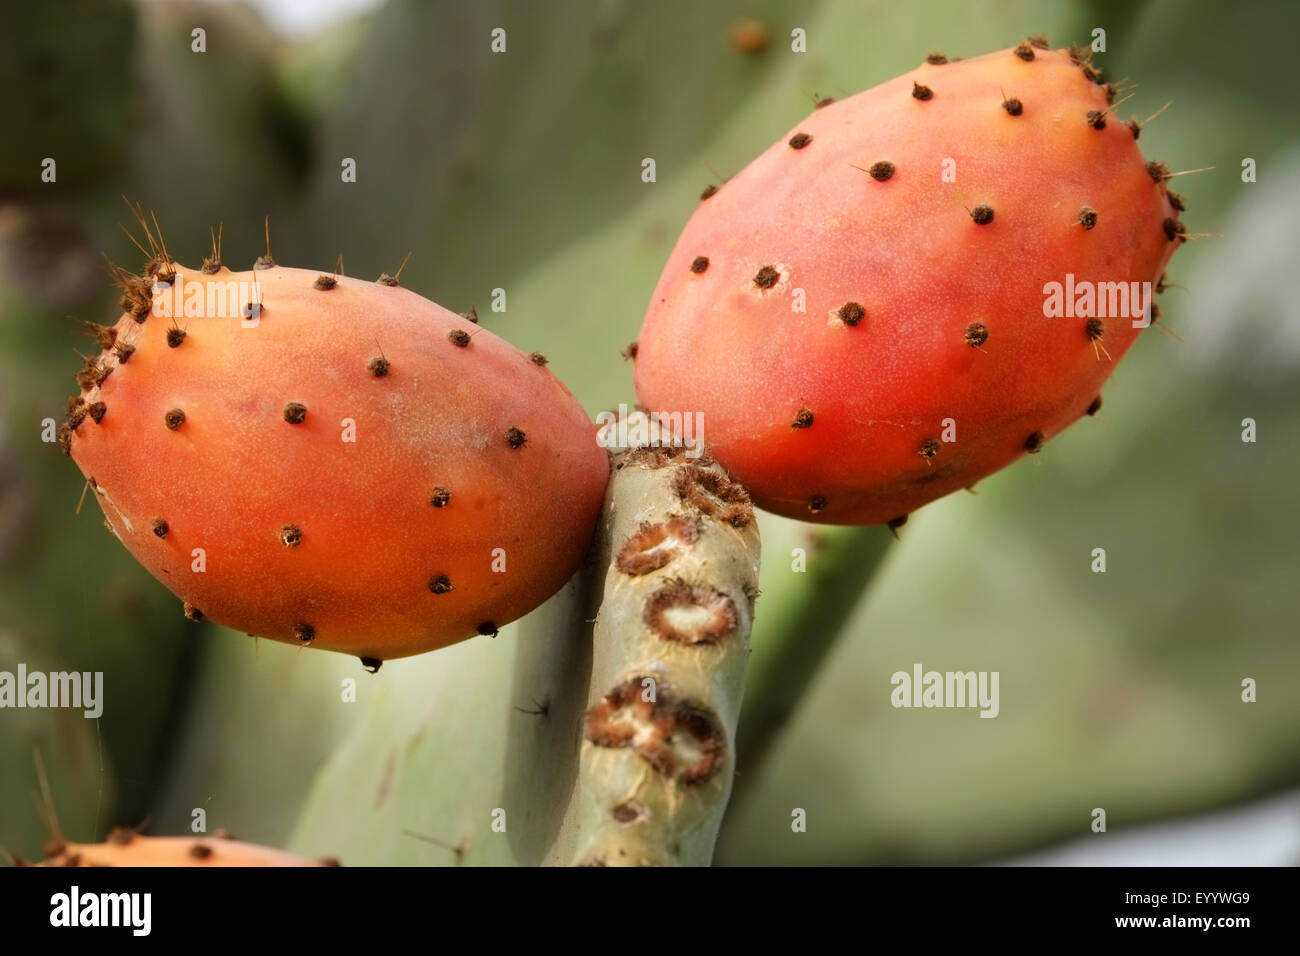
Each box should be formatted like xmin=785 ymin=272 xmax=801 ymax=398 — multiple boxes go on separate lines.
xmin=634 ymin=39 xmax=1189 ymax=526
xmin=42 ymin=32 xmax=1205 ymax=871
xmin=32 ymin=829 xmax=333 ymax=867
xmin=61 ymin=234 xmax=608 ymax=665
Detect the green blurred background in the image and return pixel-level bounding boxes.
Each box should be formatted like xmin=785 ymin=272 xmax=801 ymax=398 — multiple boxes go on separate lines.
xmin=1 ymin=0 xmax=1297 ymax=865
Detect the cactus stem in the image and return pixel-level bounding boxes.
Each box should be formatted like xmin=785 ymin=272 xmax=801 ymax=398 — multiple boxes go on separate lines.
xmin=556 ymin=447 xmax=760 ymax=866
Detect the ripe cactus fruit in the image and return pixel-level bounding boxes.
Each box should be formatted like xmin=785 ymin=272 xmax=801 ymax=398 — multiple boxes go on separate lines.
xmin=634 ymin=41 xmax=1186 ymax=525
xmin=63 ymin=257 xmax=608 ymax=662
xmin=32 ymin=829 xmax=333 ymax=866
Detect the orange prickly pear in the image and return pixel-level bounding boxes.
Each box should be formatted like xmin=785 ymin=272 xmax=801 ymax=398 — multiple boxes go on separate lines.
xmin=64 ymin=254 xmax=608 ymax=664
xmin=634 ymin=40 xmax=1186 ymax=525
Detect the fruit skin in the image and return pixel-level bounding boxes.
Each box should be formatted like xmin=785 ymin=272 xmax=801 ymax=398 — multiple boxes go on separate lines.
xmin=34 ymin=832 xmax=331 ymax=867
xmin=65 ymin=263 xmax=608 ymax=661
xmin=634 ymin=43 xmax=1184 ymax=525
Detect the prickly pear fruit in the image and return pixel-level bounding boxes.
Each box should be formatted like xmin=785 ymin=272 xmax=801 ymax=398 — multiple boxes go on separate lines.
xmin=63 ymin=259 xmax=608 ymax=662
xmin=33 ymin=830 xmax=333 ymax=866
xmin=634 ymin=41 xmax=1186 ymax=525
